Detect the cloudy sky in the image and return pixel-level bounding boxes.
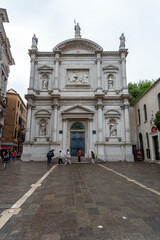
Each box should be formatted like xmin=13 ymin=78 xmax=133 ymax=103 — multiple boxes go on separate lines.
xmin=1 ymin=0 xmax=160 ymax=103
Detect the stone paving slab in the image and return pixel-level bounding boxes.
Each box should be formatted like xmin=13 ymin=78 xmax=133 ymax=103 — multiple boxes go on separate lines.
xmin=0 ymin=161 xmax=160 ymax=239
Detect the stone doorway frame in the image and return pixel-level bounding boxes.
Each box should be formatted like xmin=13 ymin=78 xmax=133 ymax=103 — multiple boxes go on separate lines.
xmin=61 ymin=104 xmax=95 ymax=156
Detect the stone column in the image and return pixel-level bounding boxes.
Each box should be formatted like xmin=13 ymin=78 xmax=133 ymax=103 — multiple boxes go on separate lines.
xmin=54 ymin=53 xmax=60 ymax=89
xmin=25 ymin=103 xmax=32 ymax=142
xmin=29 ymin=54 xmax=36 ymax=89
xmin=121 ymin=52 xmax=127 ymax=87
xmin=97 ymin=99 xmax=103 ymax=141
xmin=62 ymin=119 xmax=67 ymax=152
xmin=124 ymin=99 xmax=131 ymax=142
xmin=52 ymin=100 xmax=59 ymax=142
xmin=96 ymin=53 xmax=102 ymax=89
xmin=30 ymin=106 xmax=35 ymax=142
xmin=89 ymin=119 xmax=93 ymax=154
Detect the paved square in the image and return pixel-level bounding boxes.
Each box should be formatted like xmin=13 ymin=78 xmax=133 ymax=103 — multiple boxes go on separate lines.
xmin=0 ymin=161 xmax=160 ymax=239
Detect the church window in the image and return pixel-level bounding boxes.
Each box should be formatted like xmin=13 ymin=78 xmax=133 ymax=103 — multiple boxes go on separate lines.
xmin=143 ymin=104 xmax=147 ymax=122
xmin=146 ymin=132 xmax=149 ymax=148
xmin=139 ymin=133 xmax=143 ymax=149
xmin=138 ymin=109 xmax=141 ymax=125
xmin=70 ymin=122 xmax=85 ymax=130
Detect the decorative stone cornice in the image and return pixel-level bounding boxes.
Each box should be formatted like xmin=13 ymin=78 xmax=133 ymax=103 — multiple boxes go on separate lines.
xmin=119 ymin=49 xmax=128 ymax=58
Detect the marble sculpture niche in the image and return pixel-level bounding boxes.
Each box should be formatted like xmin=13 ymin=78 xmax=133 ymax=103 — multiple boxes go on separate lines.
xmin=39 ymin=119 xmax=46 ymax=137
xmin=41 ymin=74 xmax=49 ymax=89
xmin=109 ymin=119 xmax=117 ymax=137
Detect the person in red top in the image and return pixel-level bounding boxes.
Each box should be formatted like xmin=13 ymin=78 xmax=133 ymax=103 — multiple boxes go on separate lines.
xmin=78 ymin=149 xmax=81 ymax=162
xmin=13 ymin=150 xmax=17 ymax=162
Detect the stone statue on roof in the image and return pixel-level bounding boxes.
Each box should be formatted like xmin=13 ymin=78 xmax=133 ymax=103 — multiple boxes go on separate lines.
xmin=74 ymin=21 xmax=81 ymax=38
xmin=119 ymin=33 xmax=125 ymax=49
xmin=31 ymin=34 xmax=38 ymax=49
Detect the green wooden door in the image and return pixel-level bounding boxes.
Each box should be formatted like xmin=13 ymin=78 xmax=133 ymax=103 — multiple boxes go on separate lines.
xmin=70 ymin=132 xmax=85 ymax=156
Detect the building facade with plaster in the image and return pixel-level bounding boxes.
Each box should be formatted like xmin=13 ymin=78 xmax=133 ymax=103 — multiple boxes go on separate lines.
xmin=22 ymin=25 xmax=133 ymax=161
xmin=132 ymin=79 xmax=160 ymax=161
xmin=1 ymin=89 xmax=27 ymax=155
xmin=0 ymin=8 xmax=14 ymax=145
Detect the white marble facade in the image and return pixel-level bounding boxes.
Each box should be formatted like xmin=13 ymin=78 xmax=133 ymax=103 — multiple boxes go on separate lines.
xmin=22 ymin=25 xmax=133 ymax=161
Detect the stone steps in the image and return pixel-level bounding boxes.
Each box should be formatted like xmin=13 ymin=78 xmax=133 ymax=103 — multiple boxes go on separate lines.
xmin=54 ymin=156 xmax=105 ymax=164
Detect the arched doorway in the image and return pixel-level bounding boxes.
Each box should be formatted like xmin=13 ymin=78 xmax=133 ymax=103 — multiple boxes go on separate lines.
xmin=70 ymin=122 xmax=85 ymax=156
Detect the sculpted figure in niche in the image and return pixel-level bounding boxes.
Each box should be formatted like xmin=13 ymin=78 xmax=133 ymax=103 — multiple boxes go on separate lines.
xmin=31 ymin=34 xmax=38 ymax=48
xmin=42 ymin=74 xmax=48 ymax=89
xmin=39 ymin=120 xmax=46 ymax=136
xmin=108 ymin=74 xmax=114 ymax=90
xmin=110 ymin=120 xmax=117 ymax=137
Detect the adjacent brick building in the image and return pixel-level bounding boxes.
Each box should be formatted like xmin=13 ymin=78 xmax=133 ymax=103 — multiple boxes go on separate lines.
xmin=1 ymin=89 xmax=27 ymax=155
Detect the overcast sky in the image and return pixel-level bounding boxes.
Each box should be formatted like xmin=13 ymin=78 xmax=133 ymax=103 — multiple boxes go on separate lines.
xmin=1 ymin=0 xmax=160 ymax=103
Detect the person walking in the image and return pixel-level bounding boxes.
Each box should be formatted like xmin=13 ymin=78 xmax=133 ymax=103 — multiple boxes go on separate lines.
xmin=13 ymin=150 xmax=17 ymax=162
xmin=58 ymin=150 xmax=64 ymax=165
xmin=91 ymin=151 xmax=95 ymax=164
xmin=46 ymin=151 xmax=52 ymax=165
xmin=2 ymin=151 xmax=9 ymax=169
xmin=50 ymin=149 xmax=55 ymax=162
xmin=8 ymin=150 xmax=12 ymax=161
xmin=78 ymin=149 xmax=81 ymax=162
xmin=64 ymin=149 xmax=71 ymax=165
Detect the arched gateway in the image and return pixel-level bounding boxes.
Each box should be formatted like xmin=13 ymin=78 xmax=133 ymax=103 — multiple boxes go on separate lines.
xmin=22 ymin=25 xmax=133 ymax=162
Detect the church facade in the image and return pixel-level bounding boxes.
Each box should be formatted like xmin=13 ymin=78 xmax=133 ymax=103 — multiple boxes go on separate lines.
xmin=22 ymin=25 xmax=133 ymax=161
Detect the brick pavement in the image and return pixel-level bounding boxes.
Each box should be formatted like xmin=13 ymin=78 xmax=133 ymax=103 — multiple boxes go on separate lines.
xmin=0 ymin=160 xmax=160 ymax=240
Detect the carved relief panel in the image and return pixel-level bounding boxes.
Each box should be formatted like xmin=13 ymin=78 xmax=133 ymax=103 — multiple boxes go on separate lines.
xmin=66 ymin=69 xmax=89 ymax=86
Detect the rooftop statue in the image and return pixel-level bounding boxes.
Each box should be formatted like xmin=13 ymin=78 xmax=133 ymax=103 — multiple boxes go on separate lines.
xmin=31 ymin=34 xmax=38 ymax=49
xmin=119 ymin=33 xmax=125 ymax=49
xmin=74 ymin=21 xmax=81 ymax=38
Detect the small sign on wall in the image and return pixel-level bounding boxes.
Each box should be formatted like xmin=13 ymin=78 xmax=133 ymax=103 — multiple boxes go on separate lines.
xmin=151 ymin=126 xmax=157 ymax=132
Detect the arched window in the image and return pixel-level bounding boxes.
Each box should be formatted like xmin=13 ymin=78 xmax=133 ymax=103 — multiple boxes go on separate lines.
xmin=70 ymin=122 xmax=85 ymax=130
xmin=143 ymin=104 xmax=147 ymax=122
xmin=158 ymin=93 xmax=160 ymax=110
xmin=138 ymin=109 xmax=141 ymax=125
xmin=146 ymin=132 xmax=149 ymax=148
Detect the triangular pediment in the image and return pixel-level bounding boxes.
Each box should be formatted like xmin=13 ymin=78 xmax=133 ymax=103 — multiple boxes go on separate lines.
xmin=53 ymin=38 xmax=103 ymax=54
xmin=62 ymin=104 xmax=94 ymax=114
